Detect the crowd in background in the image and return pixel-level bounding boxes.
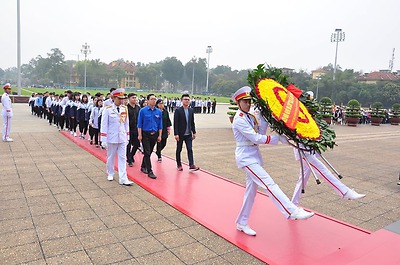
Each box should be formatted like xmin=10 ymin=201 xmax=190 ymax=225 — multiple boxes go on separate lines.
xmin=27 ymin=90 xmax=212 ymax=166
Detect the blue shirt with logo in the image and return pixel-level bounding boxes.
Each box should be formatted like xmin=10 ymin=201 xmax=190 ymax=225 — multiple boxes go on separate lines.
xmin=137 ymin=106 xmax=163 ymax=132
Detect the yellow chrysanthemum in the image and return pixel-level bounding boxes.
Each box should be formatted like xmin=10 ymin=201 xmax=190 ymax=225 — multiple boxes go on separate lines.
xmin=255 ymin=78 xmax=321 ymax=140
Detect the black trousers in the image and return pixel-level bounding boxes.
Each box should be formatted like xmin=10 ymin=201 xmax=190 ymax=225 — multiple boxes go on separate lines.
xmin=79 ymin=120 xmax=89 ymax=135
xmin=127 ymin=132 xmax=140 ymax=163
xmin=47 ymin=110 xmax=53 ymax=125
xmin=156 ymin=137 xmax=168 ymax=158
xmin=58 ymin=115 xmax=65 ymax=130
xmin=141 ymin=132 xmax=158 ymax=173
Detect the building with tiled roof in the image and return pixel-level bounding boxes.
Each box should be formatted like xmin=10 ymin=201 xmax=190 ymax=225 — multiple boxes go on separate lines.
xmin=358 ymin=70 xmax=400 ymax=84
xmin=311 ymin=69 xmax=327 ymax=79
xmin=108 ymin=61 xmax=140 ymax=88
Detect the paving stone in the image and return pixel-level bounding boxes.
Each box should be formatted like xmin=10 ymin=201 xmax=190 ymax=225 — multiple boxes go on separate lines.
xmin=122 ymin=235 xmax=166 ymax=258
xmin=135 ymin=250 xmax=185 ymax=265
xmin=154 ymin=229 xmax=197 ymax=249
xmin=64 ymin=209 xmax=97 ymax=223
xmin=41 ymin=236 xmax=83 ymax=258
xmin=46 ymin=250 xmax=93 ymax=265
xmin=0 ymin=242 xmax=43 ymax=264
xmin=170 ymin=242 xmax=217 ymax=264
xmin=32 ymin=212 xmax=68 ymax=228
xmin=1 ymin=217 xmax=34 ymax=234
xmin=29 ymin=203 xmax=62 ymax=216
xmin=77 ymin=230 xmax=119 ymax=249
xmin=36 ymin=223 xmax=75 ymax=241
xmin=110 ymin=223 xmax=150 ymax=241
xmin=141 ymin=217 xmax=178 ymax=235
xmin=101 ymin=214 xmax=137 ymax=229
xmin=0 ymin=229 xmax=37 ymax=249
xmin=86 ymin=242 xmax=133 ymax=264
xmin=69 ymin=217 xmax=108 ymax=235
xmin=200 ymin=235 xmax=237 ymax=255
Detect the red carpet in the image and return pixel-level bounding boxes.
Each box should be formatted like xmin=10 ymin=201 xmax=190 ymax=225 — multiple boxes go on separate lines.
xmin=62 ymin=131 xmax=400 ymax=265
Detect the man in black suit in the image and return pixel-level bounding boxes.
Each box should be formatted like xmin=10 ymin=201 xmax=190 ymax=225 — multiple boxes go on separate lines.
xmin=174 ymin=94 xmax=200 ymax=171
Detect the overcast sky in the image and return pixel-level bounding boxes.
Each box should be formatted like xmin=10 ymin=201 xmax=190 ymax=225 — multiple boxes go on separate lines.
xmin=1 ymin=0 xmax=399 ymax=73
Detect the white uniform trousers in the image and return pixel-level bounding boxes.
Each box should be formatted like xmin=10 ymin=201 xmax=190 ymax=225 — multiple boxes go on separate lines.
xmin=106 ymin=143 xmax=128 ymax=183
xmin=236 ymin=163 xmax=298 ymax=225
xmin=2 ymin=115 xmax=11 ymax=141
xmin=291 ymin=155 xmax=349 ymax=206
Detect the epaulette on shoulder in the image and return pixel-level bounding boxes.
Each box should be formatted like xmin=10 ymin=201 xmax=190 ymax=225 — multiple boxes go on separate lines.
xmin=105 ymin=105 xmax=112 ymax=109
xmin=239 ymin=112 xmax=244 ymax=117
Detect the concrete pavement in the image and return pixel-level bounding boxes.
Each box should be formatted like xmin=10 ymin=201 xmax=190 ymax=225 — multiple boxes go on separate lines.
xmin=1 ymin=103 xmax=400 ymax=264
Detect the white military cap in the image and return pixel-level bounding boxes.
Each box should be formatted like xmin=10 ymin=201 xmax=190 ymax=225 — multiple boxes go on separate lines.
xmin=232 ymin=86 xmax=252 ymax=102
xmin=111 ymin=88 xmax=127 ymax=99
xmin=3 ymin=83 xmax=11 ymax=90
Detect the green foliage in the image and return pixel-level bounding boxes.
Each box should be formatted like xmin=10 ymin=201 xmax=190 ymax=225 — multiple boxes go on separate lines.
xmin=370 ymin=101 xmax=385 ymax=118
xmin=3 ymin=47 xmax=400 ymax=103
xmin=319 ymin=97 xmax=333 ymax=118
xmin=135 ymin=64 xmax=161 ymax=89
xmin=161 ymin=57 xmax=184 ymax=91
xmin=227 ymin=101 xmax=238 ymax=116
xmin=346 ymin=99 xmax=361 ymax=118
xmin=247 ymin=64 xmax=336 ymax=153
xmin=382 ymin=83 xmax=400 ymax=106
xmin=320 ymin=96 xmax=333 ymax=105
xmin=391 ymin=103 xmax=400 ymax=117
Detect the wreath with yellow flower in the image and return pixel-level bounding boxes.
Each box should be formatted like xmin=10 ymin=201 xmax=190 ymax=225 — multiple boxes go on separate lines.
xmin=247 ymin=64 xmax=336 ymax=153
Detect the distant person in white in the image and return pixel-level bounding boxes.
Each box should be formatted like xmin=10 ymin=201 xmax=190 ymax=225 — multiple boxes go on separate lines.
xmin=1 ymin=83 xmax=13 ymax=142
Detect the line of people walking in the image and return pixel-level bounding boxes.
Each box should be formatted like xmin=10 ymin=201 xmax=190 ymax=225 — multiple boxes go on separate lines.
xmin=28 ymin=88 xmax=201 ymax=185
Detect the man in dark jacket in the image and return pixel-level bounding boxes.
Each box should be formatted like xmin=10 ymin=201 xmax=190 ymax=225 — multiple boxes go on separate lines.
xmin=155 ymin=99 xmax=172 ymax=162
xmin=126 ymin=93 xmax=140 ymax=166
xmin=173 ymin=93 xmax=199 ymax=171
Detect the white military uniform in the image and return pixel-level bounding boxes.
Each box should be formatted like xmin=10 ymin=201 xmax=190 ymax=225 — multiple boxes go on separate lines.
xmin=291 ymin=148 xmax=350 ymax=206
xmin=101 ymin=103 xmax=130 ymax=184
xmin=103 ymin=98 xmax=113 ymax=107
xmin=233 ymin=107 xmax=298 ymax=223
xmin=1 ymin=89 xmax=13 ymax=141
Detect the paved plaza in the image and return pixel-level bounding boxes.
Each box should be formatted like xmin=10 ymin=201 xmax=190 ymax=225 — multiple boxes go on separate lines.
xmin=1 ymin=103 xmax=399 ymax=264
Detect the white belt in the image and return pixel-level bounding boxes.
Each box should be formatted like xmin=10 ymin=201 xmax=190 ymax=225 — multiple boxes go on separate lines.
xmin=236 ymin=141 xmax=257 ymax=147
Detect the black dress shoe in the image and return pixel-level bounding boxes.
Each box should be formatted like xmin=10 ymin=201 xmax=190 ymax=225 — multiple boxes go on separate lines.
xmin=148 ymin=172 xmax=157 ymax=179
xmin=128 ymin=162 xmax=133 ymax=167
xmin=140 ymin=167 xmax=148 ymax=174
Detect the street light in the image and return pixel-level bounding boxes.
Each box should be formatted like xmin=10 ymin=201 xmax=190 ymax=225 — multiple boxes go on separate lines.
xmin=331 ymin=29 xmax=345 ymax=80
xmin=17 ymin=0 xmax=21 ymax=95
xmin=316 ymin=77 xmax=321 ymax=100
xmin=205 ymin=45 xmax=213 ymax=93
xmin=80 ymin=42 xmax=91 ymax=93
xmin=191 ymin=56 xmax=196 ymax=95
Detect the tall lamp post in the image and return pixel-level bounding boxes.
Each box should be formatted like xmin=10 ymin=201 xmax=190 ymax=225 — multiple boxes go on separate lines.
xmin=80 ymin=42 xmax=91 ymax=93
xmin=191 ymin=56 xmax=196 ymax=95
xmin=205 ymin=45 xmax=213 ymax=93
xmin=331 ymin=29 xmax=345 ymax=80
xmin=17 ymin=0 xmax=21 ymax=95
xmin=315 ymin=77 xmax=321 ymax=100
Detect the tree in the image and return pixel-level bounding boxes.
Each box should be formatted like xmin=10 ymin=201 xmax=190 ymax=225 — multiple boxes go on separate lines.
xmin=183 ymin=58 xmax=207 ymax=93
xmin=47 ymin=48 xmax=69 ymax=85
xmin=75 ymin=59 xmax=109 ymax=87
xmin=381 ymin=82 xmax=400 ymax=107
xmin=0 ymin=68 xmax=4 ymax=81
xmin=47 ymin=48 xmax=68 ymax=86
xmin=161 ymin=57 xmax=184 ymax=91
xmin=3 ymin=67 xmax=18 ymax=84
xmin=110 ymin=66 xmax=127 ymax=87
xmin=135 ymin=65 xmax=159 ymax=89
